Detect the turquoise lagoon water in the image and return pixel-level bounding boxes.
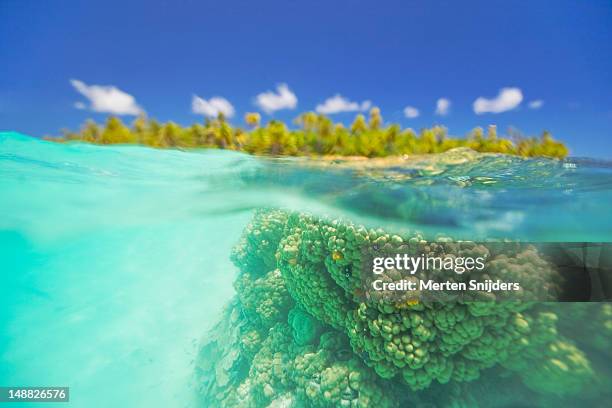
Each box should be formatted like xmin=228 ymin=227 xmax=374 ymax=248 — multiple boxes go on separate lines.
xmin=1 ymin=132 xmax=612 ymax=407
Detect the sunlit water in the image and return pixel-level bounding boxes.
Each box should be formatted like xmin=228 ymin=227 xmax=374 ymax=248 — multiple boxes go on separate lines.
xmin=1 ymin=132 xmax=611 ymax=407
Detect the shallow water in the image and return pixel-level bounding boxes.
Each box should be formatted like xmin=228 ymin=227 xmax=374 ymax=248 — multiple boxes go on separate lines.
xmin=1 ymin=132 xmax=611 ymax=407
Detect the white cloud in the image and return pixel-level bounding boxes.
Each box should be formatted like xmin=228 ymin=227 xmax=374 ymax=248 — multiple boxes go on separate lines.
xmin=315 ymin=94 xmax=372 ymax=115
xmin=403 ymin=106 xmax=420 ymax=119
xmin=70 ymin=79 xmax=143 ymax=115
xmin=255 ymin=83 xmax=297 ymax=114
xmin=74 ymin=101 xmax=86 ymax=110
xmin=192 ymin=95 xmax=235 ymax=118
xmin=473 ymin=87 xmax=523 ymax=114
xmin=528 ymin=99 xmax=544 ymax=109
xmin=435 ymin=98 xmax=451 ymax=116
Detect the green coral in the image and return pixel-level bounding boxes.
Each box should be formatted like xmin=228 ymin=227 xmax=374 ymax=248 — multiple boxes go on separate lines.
xmin=556 ymin=302 xmax=612 ymax=359
xmin=231 ymin=209 xmax=288 ymax=276
xmin=198 ymin=209 xmax=610 ymax=407
xmin=292 ymin=331 xmax=398 ymax=407
xmin=204 ymin=318 xmax=402 ymax=407
xmin=234 ymin=268 xmax=293 ymax=326
xmin=501 ymin=311 xmax=594 ymax=396
xmin=288 ymin=307 xmax=324 ymax=346
xmin=521 ymin=339 xmax=593 ymax=396
xmin=273 ymin=211 xmax=571 ymax=391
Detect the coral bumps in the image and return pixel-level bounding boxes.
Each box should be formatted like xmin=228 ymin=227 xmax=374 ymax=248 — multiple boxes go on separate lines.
xmin=198 ymin=209 xmax=607 ymax=407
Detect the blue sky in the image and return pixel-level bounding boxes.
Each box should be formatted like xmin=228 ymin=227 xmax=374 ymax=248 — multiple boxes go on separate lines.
xmin=1 ymin=0 xmax=611 ymax=157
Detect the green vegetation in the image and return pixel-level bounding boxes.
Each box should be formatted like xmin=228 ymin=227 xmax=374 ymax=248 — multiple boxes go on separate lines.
xmin=52 ymin=108 xmax=569 ymax=158
xmin=197 ymin=210 xmax=609 ymax=407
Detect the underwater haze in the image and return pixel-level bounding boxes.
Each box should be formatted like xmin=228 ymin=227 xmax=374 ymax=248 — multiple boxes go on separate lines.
xmin=1 ymin=132 xmax=612 ymax=407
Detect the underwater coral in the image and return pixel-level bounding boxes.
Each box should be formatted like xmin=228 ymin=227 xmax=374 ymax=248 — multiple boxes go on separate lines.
xmin=196 ymin=210 xmax=611 ymax=407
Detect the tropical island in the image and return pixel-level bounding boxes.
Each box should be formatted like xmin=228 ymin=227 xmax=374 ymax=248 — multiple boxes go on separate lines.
xmin=51 ymin=108 xmax=569 ymax=158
